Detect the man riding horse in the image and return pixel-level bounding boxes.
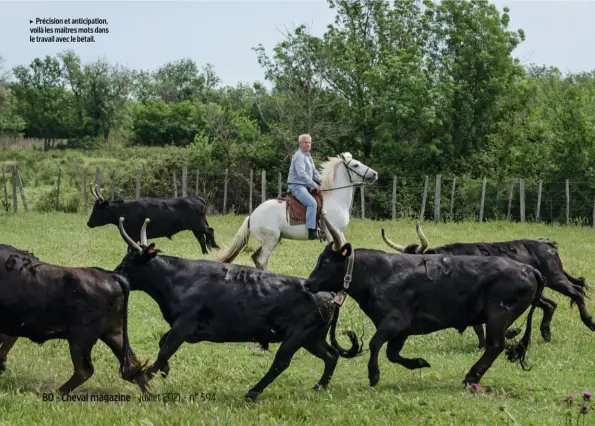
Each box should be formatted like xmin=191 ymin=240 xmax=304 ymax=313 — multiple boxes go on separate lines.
xmin=287 ymin=134 xmax=322 ymax=240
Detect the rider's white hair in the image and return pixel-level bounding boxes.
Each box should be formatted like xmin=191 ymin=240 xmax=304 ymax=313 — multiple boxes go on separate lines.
xmin=298 ymin=134 xmax=311 ymax=144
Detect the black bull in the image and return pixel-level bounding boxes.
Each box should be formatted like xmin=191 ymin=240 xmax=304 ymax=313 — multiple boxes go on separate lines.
xmin=86 ymin=185 xmax=219 ymax=255
xmin=113 ymin=217 xmax=362 ymax=401
xmin=305 ymin=214 xmax=545 ymax=388
xmin=381 ymin=221 xmax=593 ymax=348
xmin=0 ymin=243 xmax=148 ymax=393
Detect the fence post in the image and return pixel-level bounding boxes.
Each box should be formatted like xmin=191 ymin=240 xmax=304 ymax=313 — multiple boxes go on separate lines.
xmin=434 ymin=174 xmax=441 ymax=224
xmin=249 ymin=169 xmax=253 ymax=214
xmin=450 ymin=178 xmax=456 ymax=221
xmin=391 ymin=175 xmax=397 ymax=220
xmin=136 ymin=167 xmax=141 ymax=199
xmin=223 ymin=169 xmax=228 ymax=215
xmin=519 ymin=179 xmax=525 ymax=223
xmin=479 ymin=176 xmax=486 ymax=223
xmin=507 ymin=181 xmax=515 ymax=220
xmin=182 ymin=166 xmax=188 ymax=197
xmin=360 ymin=186 xmax=365 ymax=219
xmin=173 ymin=171 xmax=178 ymax=197
xmin=11 ymin=166 xmax=17 ymax=213
xmin=110 ymin=170 xmax=115 ymax=201
xmin=420 ymin=175 xmax=429 ymax=221
xmin=566 ymin=179 xmax=570 ymax=225
xmin=83 ymin=169 xmax=88 ymax=215
xmin=195 ymin=169 xmax=200 ymax=195
xmin=56 ymin=167 xmax=61 ymax=211
xmin=2 ymin=167 xmax=8 ymax=212
xmin=278 ymin=172 xmax=282 ymax=197
xmin=536 ymin=180 xmax=543 ymax=223
xmin=15 ymin=167 xmax=28 ymax=212
xmin=261 ymin=170 xmax=266 ymax=203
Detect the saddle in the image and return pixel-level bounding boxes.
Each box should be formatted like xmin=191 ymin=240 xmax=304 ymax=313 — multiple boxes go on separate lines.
xmin=276 ymin=190 xmax=324 ymax=227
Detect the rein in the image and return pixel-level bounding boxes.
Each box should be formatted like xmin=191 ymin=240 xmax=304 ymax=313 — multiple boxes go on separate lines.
xmin=332 ymin=250 xmax=355 ymax=306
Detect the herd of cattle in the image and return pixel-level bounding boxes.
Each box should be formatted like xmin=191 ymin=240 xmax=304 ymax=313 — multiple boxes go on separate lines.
xmin=0 ymin=185 xmax=593 ymax=402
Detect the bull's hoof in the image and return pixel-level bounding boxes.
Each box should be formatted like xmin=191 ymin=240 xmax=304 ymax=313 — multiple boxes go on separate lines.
xmin=244 ymin=390 xmax=260 ymax=402
xmin=313 ymin=383 xmax=326 ymax=392
xmin=505 ymin=328 xmax=521 ymax=339
xmin=159 ymin=364 xmax=170 ymax=378
xmin=369 ymin=372 xmax=380 ymax=387
xmin=540 ymin=327 xmax=552 ymax=342
xmin=477 ymin=343 xmax=486 ymax=351
xmin=462 ymin=375 xmax=480 ymax=387
xmin=416 ymin=358 xmax=431 ymax=369
xmin=0 ymin=360 xmax=6 ymax=374
xmin=144 ymin=364 xmax=160 ymax=381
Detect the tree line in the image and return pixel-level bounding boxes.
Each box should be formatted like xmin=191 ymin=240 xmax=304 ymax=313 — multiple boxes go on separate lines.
xmin=1 ymin=0 xmax=594 ymax=222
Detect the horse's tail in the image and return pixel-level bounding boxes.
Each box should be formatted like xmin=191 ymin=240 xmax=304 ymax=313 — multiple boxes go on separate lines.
xmin=216 ymin=216 xmax=251 ymax=264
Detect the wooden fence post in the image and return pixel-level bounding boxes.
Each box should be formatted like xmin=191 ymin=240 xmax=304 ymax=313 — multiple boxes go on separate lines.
xmin=520 ymin=179 xmax=525 ymax=223
xmin=249 ymin=169 xmax=254 ymax=214
xmin=536 ymin=180 xmax=543 ymax=223
xmin=360 ymin=186 xmax=365 ymax=219
xmin=566 ymin=179 xmax=570 ymax=225
xmin=182 ymin=166 xmax=188 ymax=197
xmin=11 ymin=166 xmax=17 ymax=213
xmin=479 ymin=176 xmax=486 ymax=223
xmin=420 ymin=175 xmax=429 ymax=221
xmin=391 ymin=175 xmax=397 ymax=220
xmin=83 ymin=169 xmax=88 ymax=215
xmin=223 ymin=169 xmax=228 ymax=215
xmin=2 ymin=168 xmax=8 ymax=212
xmin=261 ymin=170 xmax=266 ymax=203
xmin=136 ymin=167 xmax=141 ymax=199
xmin=15 ymin=167 xmax=28 ymax=212
xmin=434 ymin=174 xmax=441 ymax=224
xmin=450 ymin=178 xmax=456 ymax=221
xmin=56 ymin=167 xmax=62 ymax=211
xmin=507 ymin=181 xmax=515 ymax=220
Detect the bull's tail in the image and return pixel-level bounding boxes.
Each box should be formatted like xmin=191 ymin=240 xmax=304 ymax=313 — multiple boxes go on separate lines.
xmin=215 ymin=216 xmax=251 ymax=264
xmin=114 ymin=275 xmax=148 ymax=382
xmin=328 ymin=305 xmax=363 ymax=358
xmin=505 ymin=268 xmax=546 ymax=371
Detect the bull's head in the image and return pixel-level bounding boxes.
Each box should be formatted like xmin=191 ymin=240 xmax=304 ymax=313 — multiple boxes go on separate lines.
xmin=87 ymin=185 xmax=112 ymax=228
xmin=115 ymin=217 xmax=161 ymax=265
xmin=380 ymin=220 xmax=429 ymax=254
xmin=304 ymin=210 xmax=352 ymax=295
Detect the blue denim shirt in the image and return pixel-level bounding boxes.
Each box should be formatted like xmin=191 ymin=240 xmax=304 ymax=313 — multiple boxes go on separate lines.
xmin=287 ymin=148 xmax=322 ymax=189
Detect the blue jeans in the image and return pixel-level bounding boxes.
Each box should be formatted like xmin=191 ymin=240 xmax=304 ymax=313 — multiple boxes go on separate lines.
xmin=288 ymin=184 xmax=317 ymax=229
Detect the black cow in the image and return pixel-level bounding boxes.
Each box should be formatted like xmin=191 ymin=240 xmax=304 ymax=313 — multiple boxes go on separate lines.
xmin=112 ymin=217 xmax=362 ymax=401
xmin=381 ymin=221 xmax=593 ymax=348
xmin=304 ymin=214 xmax=545 ymax=388
xmin=0 ymin=243 xmax=148 ymax=393
xmin=87 ymin=185 xmax=219 ymax=255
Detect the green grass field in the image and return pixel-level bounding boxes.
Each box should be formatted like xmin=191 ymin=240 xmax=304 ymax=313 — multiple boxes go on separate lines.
xmin=0 ymin=213 xmax=594 ymax=425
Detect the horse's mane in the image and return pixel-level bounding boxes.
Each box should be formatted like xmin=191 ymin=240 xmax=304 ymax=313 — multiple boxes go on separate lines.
xmin=319 ymin=152 xmax=352 ymax=191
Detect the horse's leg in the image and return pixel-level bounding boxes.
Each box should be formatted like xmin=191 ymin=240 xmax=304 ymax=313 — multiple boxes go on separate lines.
xmin=251 ymin=228 xmax=281 ymax=271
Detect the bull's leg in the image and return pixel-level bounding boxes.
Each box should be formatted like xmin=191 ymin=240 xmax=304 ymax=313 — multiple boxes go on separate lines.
xmin=157 ymin=331 xmax=171 ymax=378
xmin=145 ymin=322 xmax=193 ymax=381
xmin=206 ymin=227 xmax=220 ymax=250
xmin=0 ymin=335 xmax=18 ymax=373
xmin=545 ymin=274 xmax=595 ymax=331
xmin=100 ymin=329 xmax=149 ymax=393
xmin=537 ymin=295 xmax=557 ymax=342
xmin=245 ymin=336 xmax=303 ymax=401
xmin=192 ymin=230 xmax=209 ymax=255
xmin=463 ymin=315 xmax=506 ymax=386
xmin=386 ymin=335 xmax=430 ymax=370
xmin=368 ymin=316 xmax=410 ymax=387
xmin=472 ymin=325 xmax=486 ymax=350
xmin=304 ymin=339 xmax=339 ymax=391
xmin=59 ymin=339 xmax=97 ymax=393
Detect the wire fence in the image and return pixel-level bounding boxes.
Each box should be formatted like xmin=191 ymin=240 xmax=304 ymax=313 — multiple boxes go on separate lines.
xmin=3 ymin=164 xmax=595 ymax=227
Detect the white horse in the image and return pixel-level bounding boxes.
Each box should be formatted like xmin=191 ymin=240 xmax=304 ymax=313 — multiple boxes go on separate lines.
xmin=216 ymin=152 xmax=378 ymax=270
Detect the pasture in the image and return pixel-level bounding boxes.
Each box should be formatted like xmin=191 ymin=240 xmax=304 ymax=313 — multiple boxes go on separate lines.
xmin=0 ymin=213 xmax=594 ymax=425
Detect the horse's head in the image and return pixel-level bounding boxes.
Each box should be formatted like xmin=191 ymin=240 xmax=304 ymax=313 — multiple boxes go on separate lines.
xmin=336 ymin=152 xmax=378 ymax=185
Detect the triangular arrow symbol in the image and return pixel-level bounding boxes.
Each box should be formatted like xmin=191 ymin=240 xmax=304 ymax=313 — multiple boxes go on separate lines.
xmin=29 ymin=20 xmax=33 ymax=23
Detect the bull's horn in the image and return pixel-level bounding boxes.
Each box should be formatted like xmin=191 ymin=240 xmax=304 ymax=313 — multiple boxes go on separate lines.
xmin=380 ymin=229 xmax=405 ymax=253
xmin=322 ymin=210 xmax=344 ymax=250
xmin=415 ymin=220 xmax=428 ymax=254
xmin=90 ymin=184 xmax=99 ymax=200
xmin=95 ymin=184 xmax=104 ymax=202
xmin=118 ymin=217 xmax=142 ymax=254
xmin=140 ymin=218 xmax=150 ymax=246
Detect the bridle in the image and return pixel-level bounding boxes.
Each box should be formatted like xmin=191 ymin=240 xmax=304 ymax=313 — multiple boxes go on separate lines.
xmin=331 ymin=250 xmax=355 ymax=307
xmin=320 ymin=159 xmax=372 ymax=192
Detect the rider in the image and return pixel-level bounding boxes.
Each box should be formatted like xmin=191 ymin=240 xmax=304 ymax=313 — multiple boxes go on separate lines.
xmin=287 ymin=134 xmax=322 ymax=240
